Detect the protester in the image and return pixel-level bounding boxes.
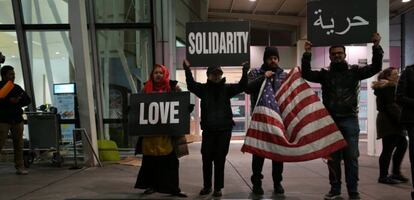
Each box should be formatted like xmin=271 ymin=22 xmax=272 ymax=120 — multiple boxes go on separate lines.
xmin=134 ymin=64 xmax=188 ymax=198
xmin=244 ymin=46 xmax=287 ymax=196
xmin=373 ymin=67 xmax=408 ymax=185
xmin=301 ymin=33 xmax=383 ymax=200
xmin=183 ymin=59 xmax=249 ymax=197
xmin=0 ymin=65 xmax=31 ymax=175
xmin=396 ymin=64 xmax=414 ymax=199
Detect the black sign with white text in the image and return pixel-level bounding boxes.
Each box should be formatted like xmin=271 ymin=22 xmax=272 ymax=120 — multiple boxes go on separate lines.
xmin=307 ymin=0 xmax=377 ymax=46
xmin=128 ymin=92 xmax=190 ymax=136
xmin=186 ymin=21 xmax=250 ymax=67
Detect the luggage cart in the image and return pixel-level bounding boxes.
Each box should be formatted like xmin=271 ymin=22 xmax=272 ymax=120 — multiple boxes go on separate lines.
xmin=26 ymin=111 xmax=64 ymax=167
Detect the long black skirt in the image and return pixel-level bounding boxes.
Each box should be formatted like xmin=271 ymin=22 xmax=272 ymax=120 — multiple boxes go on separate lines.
xmin=135 ymin=152 xmax=181 ymax=194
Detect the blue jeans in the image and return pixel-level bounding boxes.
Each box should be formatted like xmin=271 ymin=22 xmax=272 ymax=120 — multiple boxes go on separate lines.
xmin=328 ymin=117 xmax=360 ymax=194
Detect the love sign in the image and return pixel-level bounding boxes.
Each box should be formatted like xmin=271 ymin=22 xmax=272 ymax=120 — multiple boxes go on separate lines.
xmin=128 ymin=92 xmax=191 ymax=136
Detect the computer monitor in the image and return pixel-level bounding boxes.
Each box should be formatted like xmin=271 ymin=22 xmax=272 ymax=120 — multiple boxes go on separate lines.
xmin=53 ymin=83 xmax=76 ymax=94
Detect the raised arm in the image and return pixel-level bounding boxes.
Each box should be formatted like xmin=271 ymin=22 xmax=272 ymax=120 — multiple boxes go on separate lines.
xmin=357 ymin=33 xmax=384 ymax=80
xmin=301 ymin=41 xmax=323 ymax=83
xmin=227 ymin=62 xmax=250 ymax=97
xmin=183 ymin=59 xmax=204 ymax=98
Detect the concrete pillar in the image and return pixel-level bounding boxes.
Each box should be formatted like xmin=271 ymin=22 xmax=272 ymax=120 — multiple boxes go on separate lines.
xmin=154 ymin=0 xmax=177 ymax=79
xmin=367 ymin=0 xmax=389 ymax=156
xmin=69 ymin=0 xmax=99 ymax=166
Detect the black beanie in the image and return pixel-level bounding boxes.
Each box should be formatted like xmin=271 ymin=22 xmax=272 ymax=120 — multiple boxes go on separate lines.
xmin=263 ymin=46 xmax=279 ymax=63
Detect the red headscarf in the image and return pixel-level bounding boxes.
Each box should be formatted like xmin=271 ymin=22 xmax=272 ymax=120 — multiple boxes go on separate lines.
xmin=143 ymin=64 xmax=171 ymax=93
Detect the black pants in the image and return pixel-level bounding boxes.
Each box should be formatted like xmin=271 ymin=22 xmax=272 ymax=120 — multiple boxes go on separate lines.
xmin=201 ymin=131 xmax=232 ymax=190
xmin=406 ymin=126 xmax=414 ymax=191
xmin=251 ymin=154 xmax=283 ymax=187
xmin=379 ymin=134 xmax=407 ymax=178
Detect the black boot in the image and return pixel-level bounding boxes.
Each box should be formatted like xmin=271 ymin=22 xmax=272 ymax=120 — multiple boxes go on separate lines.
xmin=274 ymin=183 xmax=285 ymax=194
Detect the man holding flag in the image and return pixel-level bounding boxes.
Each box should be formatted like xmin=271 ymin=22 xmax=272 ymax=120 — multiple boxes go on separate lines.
xmin=244 ymin=46 xmax=287 ymax=196
xmin=301 ymin=33 xmax=383 ymax=200
xmin=0 ymin=65 xmax=31 ymax=175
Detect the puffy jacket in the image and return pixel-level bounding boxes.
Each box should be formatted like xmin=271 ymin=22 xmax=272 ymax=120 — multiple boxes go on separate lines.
xmin=373 ymin=80 xmax=405 ymax=138
xmin=245 ymin=64 xmax=287 ymax=112
xmin=0 ymin=81 xmax=31 ymax=123
xmin=185 ymin=68 xmax=248 ymax=132
xmin=301 ymin=46 xmax=383 ymax=117
xmin=396 ymin=65 xmax=414 ymax=125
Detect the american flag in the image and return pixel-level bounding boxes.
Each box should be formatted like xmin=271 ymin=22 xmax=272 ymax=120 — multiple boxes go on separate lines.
xmin=241 ymin=67 xmax=347 ymax=162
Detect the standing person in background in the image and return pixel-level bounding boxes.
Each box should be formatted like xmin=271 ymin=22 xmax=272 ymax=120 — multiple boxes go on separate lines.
xmin=0 ymin=65 xmax=31 ymax=175
xmin=373 ymin=67 xmax=408 ymax=185
xmin=183 ymin=59 xmax=249 ymax=197
xmin=245 ymin=46 xmax=287 ymax=196
xmin=301 ymin=33 xmax=383 ymax=200
xmin=396 ymin=64 xmax=414 ymax=199
xmin=134 ymin=64 xmax=188 ymax=198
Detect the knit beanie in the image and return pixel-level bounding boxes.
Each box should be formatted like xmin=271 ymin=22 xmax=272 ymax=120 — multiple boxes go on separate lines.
xmin=263 ymin=46 xmax=280 ymax=63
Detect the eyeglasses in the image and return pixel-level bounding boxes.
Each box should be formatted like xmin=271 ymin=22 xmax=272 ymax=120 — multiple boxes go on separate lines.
xmin=330 ymin=52 xmax=345 ymax=56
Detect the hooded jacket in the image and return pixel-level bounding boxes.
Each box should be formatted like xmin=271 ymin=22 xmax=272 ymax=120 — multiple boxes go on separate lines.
xmin=184 ymin=67 xmax=248 ymax=132
xmin=372 ymin=79 xmax=405 ymax=138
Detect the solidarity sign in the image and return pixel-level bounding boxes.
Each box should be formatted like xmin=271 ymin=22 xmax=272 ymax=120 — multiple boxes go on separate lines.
xmin=128 ymin=92 xmax=191 ymax=136
xmin=307 ymin=0 xmax=377 ymax=46
xmin=186 ymin=21 xmax=250 ymax=67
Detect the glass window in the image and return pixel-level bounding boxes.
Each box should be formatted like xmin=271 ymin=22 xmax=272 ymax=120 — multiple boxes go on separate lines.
xmin=26 ymin=31 xmax=74 ymax=107
xmin=0 ymin=32 xmax=24 ymax=88
xmin=94 ymin=0 xmax=151 ymax=23
xmin=0 ymin=0 xmax=15 ymax=24
xmin=22 ymin=0 xmax=68 ymax=24
xmin=97 ymin=29 xmax=152 ymax=146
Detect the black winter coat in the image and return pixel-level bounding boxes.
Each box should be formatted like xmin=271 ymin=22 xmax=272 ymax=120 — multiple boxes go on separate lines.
xmin=0 ymin=81 xmax=31 ymax=123
xmin=185 ymin=68 xmax=248 ymax=132
xmin=301 ymin=46 xmax=383 ymax=118
xmin=373 ymin=81 xmax=405 ymax=139
xmin=396 ymin=65 xmax=414 ymax=125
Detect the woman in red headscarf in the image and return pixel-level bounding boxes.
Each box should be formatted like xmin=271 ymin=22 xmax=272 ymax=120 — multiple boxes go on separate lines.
xmin=134 ymin=64 xmax=188 ymax=197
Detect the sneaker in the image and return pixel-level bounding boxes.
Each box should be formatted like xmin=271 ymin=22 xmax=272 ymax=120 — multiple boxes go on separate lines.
xmin=349 ymin=192 xmax=361 ymax=200
xmin=199 ymin=188 xmax=212 ymax=195
xmin=252 ymin=185 xmax=264 ymax=195
xmin=213 ymin=190 xmax=222 ymax=197
xmin=274 ymin=183 xmax=285 ymax=194
xmin=390 ymin=174 xmax=409 ymax=183
xmin=324 ymin=190 xmax=341 ymax=200
xmin=378 ymin=177 xmax=399 ymax=184
xmin=16 ymin=168 xmax=28 ymax=175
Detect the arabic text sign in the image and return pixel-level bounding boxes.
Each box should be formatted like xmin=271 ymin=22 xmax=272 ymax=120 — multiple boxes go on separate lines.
xmin=128 ymin=92 xmax=191 ymax=136
xmin=307 ymin=0 xmax=377 ymax=46
xmin=186 ymin=21 xmax=250 ymax=67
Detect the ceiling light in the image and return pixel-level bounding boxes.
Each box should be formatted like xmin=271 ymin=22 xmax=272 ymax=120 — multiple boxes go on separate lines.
xmin=249 ymin=0 xmax=256 ymax=2
xmin=55 ymin=51 xmax=60 ymax=55
xmin=402 ymin=0 xmax=411 ymax=2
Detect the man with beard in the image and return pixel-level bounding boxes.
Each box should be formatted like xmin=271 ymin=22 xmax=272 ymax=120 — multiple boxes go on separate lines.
xmin=245 ymin=46 xmax=287 ymax=196
xmin=301 ymin=33 xmax=383 ymax=200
